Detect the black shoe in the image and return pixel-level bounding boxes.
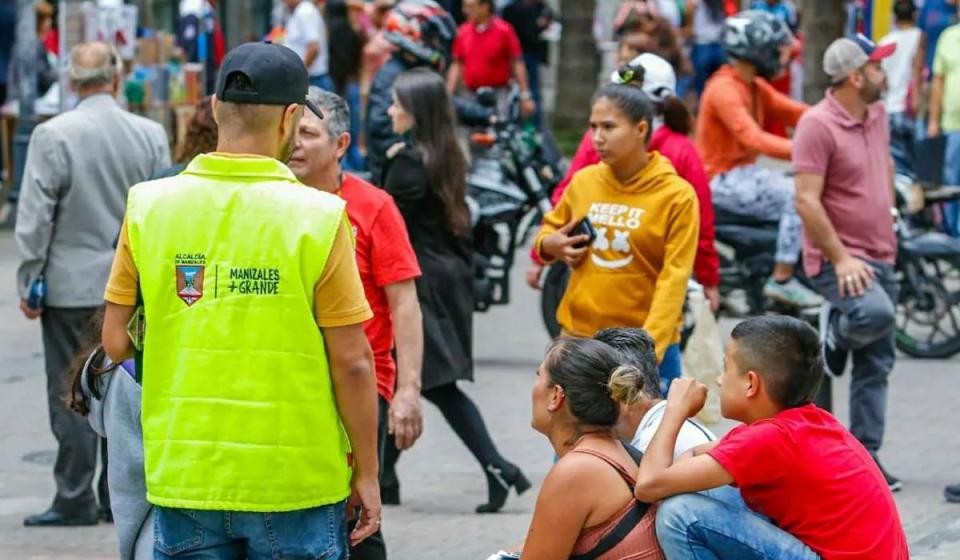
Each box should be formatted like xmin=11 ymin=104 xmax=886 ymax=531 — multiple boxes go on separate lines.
xmin=944 ymin=483 xmax=960 ymax=503
xmin=819 ymin=304 xmax=848 ymax=377
xmin=872 ymin=455 xmax=903 ymax=493
xmin=23 ymin=508 xmax=99 ymax=527
xmin=476 ymin=461 xmax=531 ymax=514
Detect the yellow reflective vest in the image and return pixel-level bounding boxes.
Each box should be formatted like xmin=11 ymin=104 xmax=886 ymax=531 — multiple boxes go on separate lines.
xmin=127 ymin=154 xmax=351 ymax=512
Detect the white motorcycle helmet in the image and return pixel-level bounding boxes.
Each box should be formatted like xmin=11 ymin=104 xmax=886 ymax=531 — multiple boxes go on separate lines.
xmin=609 ymin=53 xmax=677 ymax=104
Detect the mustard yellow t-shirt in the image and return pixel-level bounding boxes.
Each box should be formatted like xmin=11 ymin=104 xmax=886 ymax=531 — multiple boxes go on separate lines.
xmin=105 ymin=215 xmax=372 ymax=327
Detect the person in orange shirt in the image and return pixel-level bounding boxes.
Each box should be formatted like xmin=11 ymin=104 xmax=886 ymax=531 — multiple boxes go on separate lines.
xmin=534 ymin=83 xmax=699 ymax=393
xmin=696 ymin=10 xmax=822 ymax=308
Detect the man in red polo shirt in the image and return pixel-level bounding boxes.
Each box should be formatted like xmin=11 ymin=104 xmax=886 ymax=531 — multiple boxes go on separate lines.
xmin=289 ymin=88 xmax=424 ymax=560
xmin=446 ymin=0 xmax=536 ymax=117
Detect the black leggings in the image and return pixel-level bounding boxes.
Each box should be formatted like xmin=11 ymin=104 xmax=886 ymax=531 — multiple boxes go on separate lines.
xmin=384 ymin=382 xmax=503 ymax=475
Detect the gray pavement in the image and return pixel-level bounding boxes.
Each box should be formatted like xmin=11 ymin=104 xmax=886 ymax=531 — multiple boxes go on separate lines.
xmin=0 ymin=230 xmax=958 ymax=559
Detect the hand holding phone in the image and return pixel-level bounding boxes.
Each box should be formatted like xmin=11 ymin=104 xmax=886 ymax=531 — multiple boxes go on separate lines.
xmin=541 ymin=217 xmax=594 ymax=268
xmin=570 ymin=216 xmax=596 ymax=249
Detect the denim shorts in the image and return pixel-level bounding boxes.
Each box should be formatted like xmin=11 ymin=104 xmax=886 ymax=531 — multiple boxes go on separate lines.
xmin=154 ymin=500 xmax=348 ymax=559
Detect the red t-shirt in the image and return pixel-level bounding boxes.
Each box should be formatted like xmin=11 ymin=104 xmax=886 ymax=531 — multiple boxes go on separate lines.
xmin=339 ymin=174 xmax=421 ymax=402
xmin=452 ymin=17 xmax=522 ymax=90
xmin=708 ymin=405 xmax=908 ymax=559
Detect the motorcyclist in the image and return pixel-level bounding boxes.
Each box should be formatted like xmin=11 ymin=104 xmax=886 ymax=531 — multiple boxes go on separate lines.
xmin=696 ymin=10 xmax=823 ymax=308
xmin=366 ymin=0 xmax=489 ymax=183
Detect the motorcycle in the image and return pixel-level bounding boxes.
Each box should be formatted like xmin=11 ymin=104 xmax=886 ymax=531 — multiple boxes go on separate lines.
xmin=711 ymin=176 xmax=960 ymax=359
xmin=467 ymin=86 xmax=562 ymax=312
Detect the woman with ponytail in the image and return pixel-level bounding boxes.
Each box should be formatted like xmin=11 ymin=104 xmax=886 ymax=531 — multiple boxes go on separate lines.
xmin=491 ymin=337 xmax=664 ymax=559
xmin=528 ymin=53 xmax=720 ymax=313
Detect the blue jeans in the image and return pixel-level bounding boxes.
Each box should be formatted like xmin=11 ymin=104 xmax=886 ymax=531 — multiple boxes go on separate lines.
xmin=342 ymin=80 xmax=366 ymax=172
xmin=888 ymin=112 xmax=916 ymax=179
xmin=691 ymin=42 xmax=726 ymax=95
xmin=943 ymin=132 xmax=960 ymax=236
xmin=810 ymin=261 xmax=898 ymax=453
xmin=154 ymin=501 xmax=348 ymax=559
xmin=656 ymin=493 xmax=819 ymax=560
xmin=658 ymin=343 xmax=682 ymax=397
xmin=310 ymin=74 xmax=334 ymax=92
xmin=522 ymin=53 xmax=543 ymax=126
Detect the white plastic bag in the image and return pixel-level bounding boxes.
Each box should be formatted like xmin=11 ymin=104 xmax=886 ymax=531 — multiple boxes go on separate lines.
xmin=682 ymin=287 xmax=724 ymax=425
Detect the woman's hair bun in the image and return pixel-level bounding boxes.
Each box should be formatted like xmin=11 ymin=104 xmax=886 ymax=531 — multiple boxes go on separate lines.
xmin=607 ymin=364 xmax=645 ymax=405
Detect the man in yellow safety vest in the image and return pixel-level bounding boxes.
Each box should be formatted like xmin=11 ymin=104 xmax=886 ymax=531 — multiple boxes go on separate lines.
xmin=101 ymin=41 xmax=381 ymax=559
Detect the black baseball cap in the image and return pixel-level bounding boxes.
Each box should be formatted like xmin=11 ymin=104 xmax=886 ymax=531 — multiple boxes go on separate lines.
xmin=215 ymin=42 xmax=323 ymax=119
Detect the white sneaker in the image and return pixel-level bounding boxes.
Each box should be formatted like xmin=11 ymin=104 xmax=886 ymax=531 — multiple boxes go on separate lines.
xmin=763 ymin=278 xmax=825 ymax=308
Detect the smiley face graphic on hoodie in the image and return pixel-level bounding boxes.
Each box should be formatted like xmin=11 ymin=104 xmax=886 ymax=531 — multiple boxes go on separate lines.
xmin=535 ymin=152 xmax=699 ymax=362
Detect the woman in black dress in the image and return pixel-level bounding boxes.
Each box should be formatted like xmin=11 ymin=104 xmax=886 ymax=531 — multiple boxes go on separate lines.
xmin=381 ymin=67 xmax=529 ymax=513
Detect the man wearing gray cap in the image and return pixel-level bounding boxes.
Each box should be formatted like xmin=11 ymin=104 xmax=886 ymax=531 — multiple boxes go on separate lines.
xmin=101 ymin=42 xmax=381 ymax=557
xmin=794 ymin=35 xmax=902 ymax=492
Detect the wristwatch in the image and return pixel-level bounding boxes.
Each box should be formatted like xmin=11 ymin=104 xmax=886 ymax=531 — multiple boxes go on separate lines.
xmin=520 ymin=91 xmax=533 ymax=101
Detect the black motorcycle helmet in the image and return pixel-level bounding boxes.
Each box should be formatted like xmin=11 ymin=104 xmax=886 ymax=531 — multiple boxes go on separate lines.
xmin=384 ymin=0 xmax=458 ymax=70
xmin=722 ymin=10 xmax=794 ymax=80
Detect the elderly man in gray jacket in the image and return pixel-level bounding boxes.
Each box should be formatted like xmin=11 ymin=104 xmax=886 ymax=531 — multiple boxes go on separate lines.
xmin=15 ymin=41 xmax=169 ymax=527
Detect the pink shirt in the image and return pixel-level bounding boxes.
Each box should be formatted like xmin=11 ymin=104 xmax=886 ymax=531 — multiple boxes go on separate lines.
xmin=793 ymin=91 xmax=896 ymax=277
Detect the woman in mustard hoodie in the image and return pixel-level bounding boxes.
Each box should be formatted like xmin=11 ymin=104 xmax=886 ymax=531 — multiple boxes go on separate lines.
xmin=535 ymin=83 xmax=699 ymax=393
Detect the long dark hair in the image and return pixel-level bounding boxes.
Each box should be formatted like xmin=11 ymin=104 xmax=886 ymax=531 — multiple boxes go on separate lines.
xmin=66 ymin=310 xmax=120 ymax=416
xmin=393 ymin=67 xmax=469 ymax=235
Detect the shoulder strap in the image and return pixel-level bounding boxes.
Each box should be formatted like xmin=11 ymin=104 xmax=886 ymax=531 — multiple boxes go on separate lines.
xmin=568 ymin=502 xmax=650 ymax=560
xmin=568 ymin=445 xmax=652 ymax=560
xmin=571 ymin=448 xmax=637 ymax=487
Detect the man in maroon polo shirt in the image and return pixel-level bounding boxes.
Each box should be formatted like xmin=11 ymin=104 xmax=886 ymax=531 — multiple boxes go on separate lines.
xmin=446 ymin=0 xmax=536 ymax=117
xmin=793 ymin=35 xmax=901 ymax=492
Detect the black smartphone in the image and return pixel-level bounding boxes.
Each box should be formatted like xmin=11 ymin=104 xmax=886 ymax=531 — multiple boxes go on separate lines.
xmin=570 ymin=216 xmax=596 ymax=249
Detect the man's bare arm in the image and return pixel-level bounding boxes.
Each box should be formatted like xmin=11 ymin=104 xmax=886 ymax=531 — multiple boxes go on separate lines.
xmin=446 ymin=60 xmax=462 ymax=93
xmin=512 ymin=58 xmax=531 ymax=95
xmin=103 ymin=302 xmax=136 ymax=363
xmin=384 ymin=280 xmax=424 ymax=449
xmin=929 ymin=75 xmax=945 ymax=136
xmin=324 ymin=324 xmax=378 ymax=477
xmin=323 ymin=323 xmax=380 ymax=545
xmin=794 ymin=173 xmax=848 ymax=263
xmin=634 ymin=379 xmax=733 ymax=502
xmin=635 ymin=409 xmax=733 ymax=502
xmin=305 ymin=42 xmax=320 ymax=69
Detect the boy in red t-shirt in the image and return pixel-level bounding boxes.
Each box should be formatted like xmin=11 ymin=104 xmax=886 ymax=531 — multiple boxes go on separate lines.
xmin=634 ymin=315 xmax=908 ymax=560
xmin=288 ymin=87 xmax=424 ymax=559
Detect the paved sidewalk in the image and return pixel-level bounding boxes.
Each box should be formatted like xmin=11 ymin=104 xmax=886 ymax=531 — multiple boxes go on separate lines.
xmin=1 ymin=232 xmax=958 ymax=559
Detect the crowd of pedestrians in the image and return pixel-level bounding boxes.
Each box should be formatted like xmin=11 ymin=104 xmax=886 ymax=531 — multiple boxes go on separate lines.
xmin=8 ymin=0 xmax=960 ymax=559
